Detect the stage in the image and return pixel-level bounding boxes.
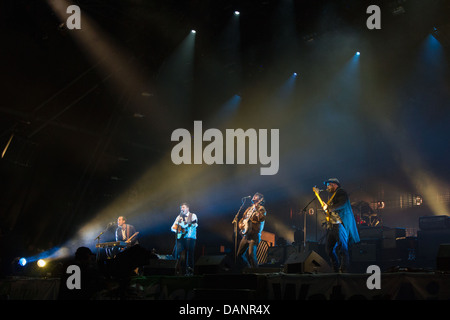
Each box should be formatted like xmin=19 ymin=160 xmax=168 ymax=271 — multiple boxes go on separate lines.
xmin=2 ymin=268 xmax=450 ymax=301
xmin=3 ymin=222 xmax=450 ymax=301
xmin=2 ymin=3 xmax=450 ymax=315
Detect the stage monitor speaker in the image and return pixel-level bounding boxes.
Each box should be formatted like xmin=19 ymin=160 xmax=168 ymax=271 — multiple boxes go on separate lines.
xmin=143 ymin=258 xmax=177 ymax=275
xmin=284 ymin=250 xmax=332 ymax=274
xmin=195 ymin=255 xmax=230 ymax=275
xmin=436 ymin=243 xmax=450 ymax=271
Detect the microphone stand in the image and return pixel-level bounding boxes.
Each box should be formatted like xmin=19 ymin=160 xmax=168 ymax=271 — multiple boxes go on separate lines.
xmin=232 ymin=198 xmax=247 ymax=263
xmin=173 ymin=213 xmax=183 ymax=275
xmin=94 ymin=224 xmax=111 ymax=262
xmin=173 ymin=225 xmax=179 ymax=274
xmin=300 ymin=196 xmax=317 ymax=252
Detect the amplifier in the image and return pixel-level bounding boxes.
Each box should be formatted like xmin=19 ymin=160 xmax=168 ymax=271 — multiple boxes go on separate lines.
xmin=351 ymin=243 xmax=377 ymax=262
xmin=419 ymin=215 xmax=450 ymax=230
xmin=437 ymin=244 xmax=450 ymax=271
xmin=358 ymin=227 xmax=384 ymax=239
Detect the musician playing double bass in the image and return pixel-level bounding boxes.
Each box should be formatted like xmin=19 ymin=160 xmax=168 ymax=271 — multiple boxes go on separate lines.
xmin=237 ymin=193 xmax=266 ymax=270
xmin=171 ymin=202 xmax=198 ymax=276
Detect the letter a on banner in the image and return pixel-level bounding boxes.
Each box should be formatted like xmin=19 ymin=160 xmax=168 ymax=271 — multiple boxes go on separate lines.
xmin=366 ymin=265 xmax=381 ymax=290
xmin=366 ymin=5 xmax=381 ymax=29
xmin=66 ymin=265 xmax=81 ymax=289
xmin=66 ymin=5 xmax=81 ymax=29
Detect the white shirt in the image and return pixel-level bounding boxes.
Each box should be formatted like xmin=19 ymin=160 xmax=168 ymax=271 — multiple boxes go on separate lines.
xmin=171 ymin=212 xmax=198 ymax=239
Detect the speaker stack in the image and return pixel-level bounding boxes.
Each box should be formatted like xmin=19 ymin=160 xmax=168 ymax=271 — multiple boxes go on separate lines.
xmin=436 ymin=243 xmax=450 ymax=271
xmin=417 ymin=215 xmax=450 ymax=269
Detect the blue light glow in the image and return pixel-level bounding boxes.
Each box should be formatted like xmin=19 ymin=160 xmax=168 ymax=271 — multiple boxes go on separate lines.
xmin=19 ymin=258 xmax=27 ymax=266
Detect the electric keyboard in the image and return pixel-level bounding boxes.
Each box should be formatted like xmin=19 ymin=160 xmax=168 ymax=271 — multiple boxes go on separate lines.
xmin=95 ymin=241 xmax=127 ymax=248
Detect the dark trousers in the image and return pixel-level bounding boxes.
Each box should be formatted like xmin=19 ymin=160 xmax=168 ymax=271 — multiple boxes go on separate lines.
xmin=326 ymin=223 xmax=349 ymax=272
xmin=237 ymin=235 xmax=259 ymax=269
xmin=173 ymin=237 xmax=196 ymax=274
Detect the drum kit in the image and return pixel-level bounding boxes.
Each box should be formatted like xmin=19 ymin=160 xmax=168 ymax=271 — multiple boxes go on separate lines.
xmin=351 ymin=200 xmax=383 ymax=227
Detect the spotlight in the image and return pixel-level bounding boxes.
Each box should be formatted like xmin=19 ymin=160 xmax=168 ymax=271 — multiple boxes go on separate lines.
xmin=19 ymin=258 xmax=27 ymax=267
xmin=234 ymin=11 xmax=240 ymax=16
xmin=37 ymin=259 xmax=46 ymax=268
xmin=191 ymin=30 xmax=196 ymax=34
xmin=355 ymin=51 xmax=361 ymax=56
xmin=293 ymin=72 xmax=298 ymax=77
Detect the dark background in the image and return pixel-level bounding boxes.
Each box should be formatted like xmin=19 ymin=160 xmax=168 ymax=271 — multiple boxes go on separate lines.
xmin=1 ymin=0 xmax=449 ymax=273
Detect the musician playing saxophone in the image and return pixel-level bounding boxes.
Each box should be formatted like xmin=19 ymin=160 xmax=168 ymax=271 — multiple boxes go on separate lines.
xmin=237 ymin=193 xmax=266 ymax=270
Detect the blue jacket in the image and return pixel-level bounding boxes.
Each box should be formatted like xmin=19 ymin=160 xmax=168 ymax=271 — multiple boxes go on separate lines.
xmin=328 ymin=188 xmax=360 ymax=244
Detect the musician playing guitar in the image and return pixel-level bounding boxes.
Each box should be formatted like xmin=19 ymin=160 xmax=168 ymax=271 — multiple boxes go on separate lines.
xmin=104 ymin=216 xmax=139 ymax=259
xmin=171 ymin=202 xmax=198 ymax=275
xmin=116 ymin=216 xmax=139 ymax=246
xmin=314 ymin=179 xmax=360 ymax=273
xmin=237 ymin=193 xmax=266 ymax=270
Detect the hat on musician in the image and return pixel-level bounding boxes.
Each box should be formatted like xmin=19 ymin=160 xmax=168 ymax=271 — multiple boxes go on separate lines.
xmin=324 ymin=178 xmax=340 ymax=187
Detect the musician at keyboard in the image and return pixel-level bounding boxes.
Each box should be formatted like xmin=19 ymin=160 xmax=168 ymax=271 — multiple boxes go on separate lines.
xmin=105 ymin=216 xmax=139 ymax=258
xmin=115 ymin=216 xmax=138 ymax=246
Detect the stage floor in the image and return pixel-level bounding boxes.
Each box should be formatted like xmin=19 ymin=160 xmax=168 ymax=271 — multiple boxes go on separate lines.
xmin=1 ymin=270 xmax=450 ymax=300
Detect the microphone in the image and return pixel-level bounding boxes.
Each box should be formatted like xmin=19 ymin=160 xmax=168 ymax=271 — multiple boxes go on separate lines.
xmin=242 ymin=195 xmax=251 ymax=199
xmin=107 ymin=221 xmax=116 ymax=227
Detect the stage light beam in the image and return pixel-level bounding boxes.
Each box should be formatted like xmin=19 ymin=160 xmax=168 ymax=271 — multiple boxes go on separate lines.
xmin=45 ymin=0 xmax=149 ymax=105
